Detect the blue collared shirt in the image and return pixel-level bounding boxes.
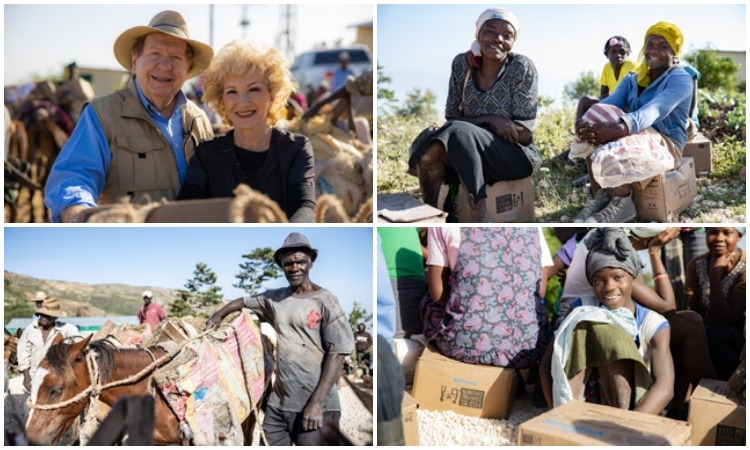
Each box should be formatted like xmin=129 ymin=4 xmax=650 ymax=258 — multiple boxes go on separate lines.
xmin=45 ymin=79 xmax=189 ymax=222
xmin=601 ymin=67 xmax=693 ymax=149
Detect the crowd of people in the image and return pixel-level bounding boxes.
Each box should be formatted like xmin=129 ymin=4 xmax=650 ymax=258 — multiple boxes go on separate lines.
xmin=377 ymin=226 xmax=745 ymax=444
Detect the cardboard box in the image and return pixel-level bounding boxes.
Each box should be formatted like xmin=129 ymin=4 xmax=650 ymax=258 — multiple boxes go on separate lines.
xmin=683 ymin=133 xmax=713 ymax=175
xmin=377 ymin=193 xmax=448 ymax=223
xmin=402 ymin=391 xmax=420 ymax=446
xmin=412 ymin=345 xmax=516 ymax=419
xmin=456 ymin=177 xmax=535 ymax=223
xmin=633 ymin=156 xmax=697 ymax=222
xmin=518 ymin=400 xmax=692 ymax=446
xmin=688 ymin=378 xmax=746 ymax=446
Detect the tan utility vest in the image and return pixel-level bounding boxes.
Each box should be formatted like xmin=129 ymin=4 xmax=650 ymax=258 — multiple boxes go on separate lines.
xmin=90 ymin=79 xmax=214 ymax=205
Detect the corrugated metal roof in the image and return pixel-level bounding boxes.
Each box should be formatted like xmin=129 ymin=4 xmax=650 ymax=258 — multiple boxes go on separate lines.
xmin=5 ymin=316 xmax=139 ymax=333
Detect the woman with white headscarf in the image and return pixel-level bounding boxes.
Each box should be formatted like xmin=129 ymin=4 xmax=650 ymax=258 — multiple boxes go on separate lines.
xmin=408 ymin=8 xmax=542 ymax=222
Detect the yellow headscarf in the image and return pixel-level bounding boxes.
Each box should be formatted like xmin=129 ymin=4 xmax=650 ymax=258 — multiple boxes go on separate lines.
xmin=636 ymin=21 xmax=684 ymax=87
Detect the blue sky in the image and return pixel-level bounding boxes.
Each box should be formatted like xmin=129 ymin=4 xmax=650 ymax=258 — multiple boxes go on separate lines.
xmin=4 ymin=3 xmax=373 ymax=85
xmin=3 ymin=226 xmax=374 ymax=317
xmin=378 ymin=3 xmax=746 ymax=111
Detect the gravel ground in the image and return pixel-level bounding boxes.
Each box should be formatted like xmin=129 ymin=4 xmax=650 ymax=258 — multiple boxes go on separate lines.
xmin=416 ymin=384 xmax=548 ymax=446
xmin=338 ymin=377 xmax=374 ymax=445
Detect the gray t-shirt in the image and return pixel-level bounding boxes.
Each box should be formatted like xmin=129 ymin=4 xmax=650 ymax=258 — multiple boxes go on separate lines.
xmin=244 ymin=286 xmax=355 ymax=412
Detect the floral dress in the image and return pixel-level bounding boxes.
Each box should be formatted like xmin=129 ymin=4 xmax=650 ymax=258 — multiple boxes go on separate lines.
xmin=422 ymin=227 xmax=550 ymax=368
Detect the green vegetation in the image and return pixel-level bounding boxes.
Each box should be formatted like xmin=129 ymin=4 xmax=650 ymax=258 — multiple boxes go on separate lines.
xmin=233 ymin=247 xmax=282 ymax=295
xmin=377 ymin=51 xmax=746 ymax=223
xmin=170 ymin=263 xmax=224 ymax=318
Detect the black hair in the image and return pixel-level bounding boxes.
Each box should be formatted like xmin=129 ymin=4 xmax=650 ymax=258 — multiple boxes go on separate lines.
xmin=604 ymin=35 xmax=631 ymax=56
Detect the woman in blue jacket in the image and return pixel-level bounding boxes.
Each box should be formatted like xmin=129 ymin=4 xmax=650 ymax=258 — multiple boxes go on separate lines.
xmin=574 ymin=21 xmax=694 ymax=224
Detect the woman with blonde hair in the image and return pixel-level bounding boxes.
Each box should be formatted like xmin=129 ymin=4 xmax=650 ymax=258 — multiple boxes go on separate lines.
xmin=178 ymin=40 xmax=315 ymax=222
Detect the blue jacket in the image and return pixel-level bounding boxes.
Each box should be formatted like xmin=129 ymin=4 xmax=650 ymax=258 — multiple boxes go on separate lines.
xmin=601 ymin=66 xmax=693 ymax=149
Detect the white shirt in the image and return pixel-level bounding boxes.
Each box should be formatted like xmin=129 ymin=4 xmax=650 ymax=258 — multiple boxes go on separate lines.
xmin=16 ymin=320 xmax=80 ymax=376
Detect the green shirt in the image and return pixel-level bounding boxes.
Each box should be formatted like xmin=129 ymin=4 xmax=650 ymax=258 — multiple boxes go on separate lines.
xmin=377 ymin=227 xmax=425 ymax=280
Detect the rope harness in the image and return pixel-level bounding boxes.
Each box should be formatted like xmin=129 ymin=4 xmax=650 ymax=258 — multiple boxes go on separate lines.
xmin=26 ymin=323 xmax=269 ymax=445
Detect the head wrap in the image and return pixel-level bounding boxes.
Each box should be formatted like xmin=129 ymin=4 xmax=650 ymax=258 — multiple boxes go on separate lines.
xmin=470 ymin=8 xmax=520 ymax=57
xmin=585 ymin=228 xmax=644 ymax=284
xmin=733 ymin=227 xmax=746 ymax=236
xmin=635 ymin=21 xmax=684 ymax=87
xmin=603 ymin=35 xmax=630 ymax=57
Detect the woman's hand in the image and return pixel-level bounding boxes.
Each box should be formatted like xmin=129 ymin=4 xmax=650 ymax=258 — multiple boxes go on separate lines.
xmin=647 ymin=227 xmax=680 ymax=252
xmin=711 ymin=252 xmax=735 ymax=275
xmin=485 ymin=116 xmax=520 ymax=143
xmin=577 ymin=122 xmax=629 ymax=145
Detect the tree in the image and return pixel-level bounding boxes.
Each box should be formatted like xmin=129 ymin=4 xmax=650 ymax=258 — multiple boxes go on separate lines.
xmin=684 ymin=48 xmax=741 ymax=91
xmin=234 ymin=247 xmax=281 ymax=295
xmin=347 ymin=301 xmax=373 ymax=332
xmin=563 ymin=71 xmax=598 ymax=102
xmin=170 ymin=262 xmax=223 ymax=318
xmin=377 ymin=63 xmax=397 ymax=117
xmin=397 ymin=87 xmax=438 ymax=120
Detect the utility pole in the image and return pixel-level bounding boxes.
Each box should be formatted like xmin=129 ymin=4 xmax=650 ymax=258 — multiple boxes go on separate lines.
xmin=209 ymin=5 xmax=214 ymax=47
xmin=240 ymin=5 xmax=250 ymax=39
xmin=278 ymin=4 xmax=296 ymax=61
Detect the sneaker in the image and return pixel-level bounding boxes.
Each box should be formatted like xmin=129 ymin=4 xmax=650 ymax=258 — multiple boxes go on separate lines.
xmin=573 ymin=189 xmax=610 ymax=223
xmin=586 ymin=193 xmax=637 ymax=223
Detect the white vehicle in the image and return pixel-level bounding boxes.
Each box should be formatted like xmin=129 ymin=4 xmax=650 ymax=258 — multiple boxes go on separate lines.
xmin=290 ymin=46 xmax=372 ymax=91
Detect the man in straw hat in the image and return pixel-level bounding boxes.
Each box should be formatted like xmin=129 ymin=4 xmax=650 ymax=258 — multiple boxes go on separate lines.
xmin=45 ymin=10 xmax=215 ymax=222
xmin=207 ymin=232 xmax=355 ymax=446
xmin=17 ymin=296 xmax=80 ymax=391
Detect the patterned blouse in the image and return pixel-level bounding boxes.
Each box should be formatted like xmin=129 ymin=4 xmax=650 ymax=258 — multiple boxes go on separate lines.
xmin=445 ymin=52 xmax=538 ymax=133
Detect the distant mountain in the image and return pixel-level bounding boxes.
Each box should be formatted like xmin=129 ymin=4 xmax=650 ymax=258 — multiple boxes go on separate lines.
xmin=4 ymin=271 xmax=179 ymax=323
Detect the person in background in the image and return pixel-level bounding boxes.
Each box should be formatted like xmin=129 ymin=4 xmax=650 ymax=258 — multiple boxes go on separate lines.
xmin=207 ymin=232 xmax=354 ymax=446
xmin=17 ymin=297 xmax=80 ymax=391
xmin=138 ymin=290 xmax=168 ymax=332
xmin=661 ymin=227 xmax=708 ymax=310
xmin=45 ymin=10 xmax=215 ymax=222
xmin=686 ymin=227 xmax=746 ymax=380
xmin=354 ymin=323 xmax=373 ymax=371
xmin=332 ymin=51 xmax=355 ymax=91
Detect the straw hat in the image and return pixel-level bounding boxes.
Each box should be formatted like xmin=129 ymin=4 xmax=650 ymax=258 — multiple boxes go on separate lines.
xmin=29 ymin=291 xmax=47 ymax=302
xmin=113 ymin=10 xmax=214 ymax=79
xmin=36 ymin=297 xmax=67 ymax=318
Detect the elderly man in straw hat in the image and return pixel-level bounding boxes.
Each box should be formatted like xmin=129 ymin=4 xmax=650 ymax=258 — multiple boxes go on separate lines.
xmin=45 ymin=10 xmax=215 ymax=223
xmin=17 ymin=297 xmax=80 ymax=391
xmin=207 ymin=232 xmax=355 ymax=446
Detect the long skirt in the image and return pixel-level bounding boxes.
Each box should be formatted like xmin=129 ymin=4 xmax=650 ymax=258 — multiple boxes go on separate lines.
xmin=408 ymin=120 xmax=532 ymax=203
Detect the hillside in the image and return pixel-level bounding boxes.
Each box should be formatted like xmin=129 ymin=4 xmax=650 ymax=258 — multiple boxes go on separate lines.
xmin=4 ymin=271 xmax=179 ymax=323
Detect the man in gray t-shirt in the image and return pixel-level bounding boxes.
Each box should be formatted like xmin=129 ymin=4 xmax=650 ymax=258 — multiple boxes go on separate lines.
xmin=208 ymin=232 xmax=355 ymax=446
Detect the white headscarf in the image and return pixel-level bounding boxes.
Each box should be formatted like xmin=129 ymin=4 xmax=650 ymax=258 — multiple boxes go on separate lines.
xmin=471 ymin=8 xmax=521 ymax=57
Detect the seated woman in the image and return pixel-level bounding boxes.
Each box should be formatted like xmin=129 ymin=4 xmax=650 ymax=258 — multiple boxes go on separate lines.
xmin=422 ymin=227 xmax=550 ymax=369
xmin=543 ymin=228 xmax=674 ymax=414
xmin=573 ymin=22 xmax=694 ymax=223
xmin=686 ymin=227 xmax=746 ymax=380
xmin=408 ymin=8 xmax=541 ymax=222
xmin=177 ymin=40 xmax=316 ymax=222
xmin=541 ymin=227 xmax=714 ymax=418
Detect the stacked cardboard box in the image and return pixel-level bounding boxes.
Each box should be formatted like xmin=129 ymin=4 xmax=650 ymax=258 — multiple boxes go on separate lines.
xmin=688 ymin=379 xmax=746 ymax=446
xmin=633 ymin=156 xmax=697 ymax=222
